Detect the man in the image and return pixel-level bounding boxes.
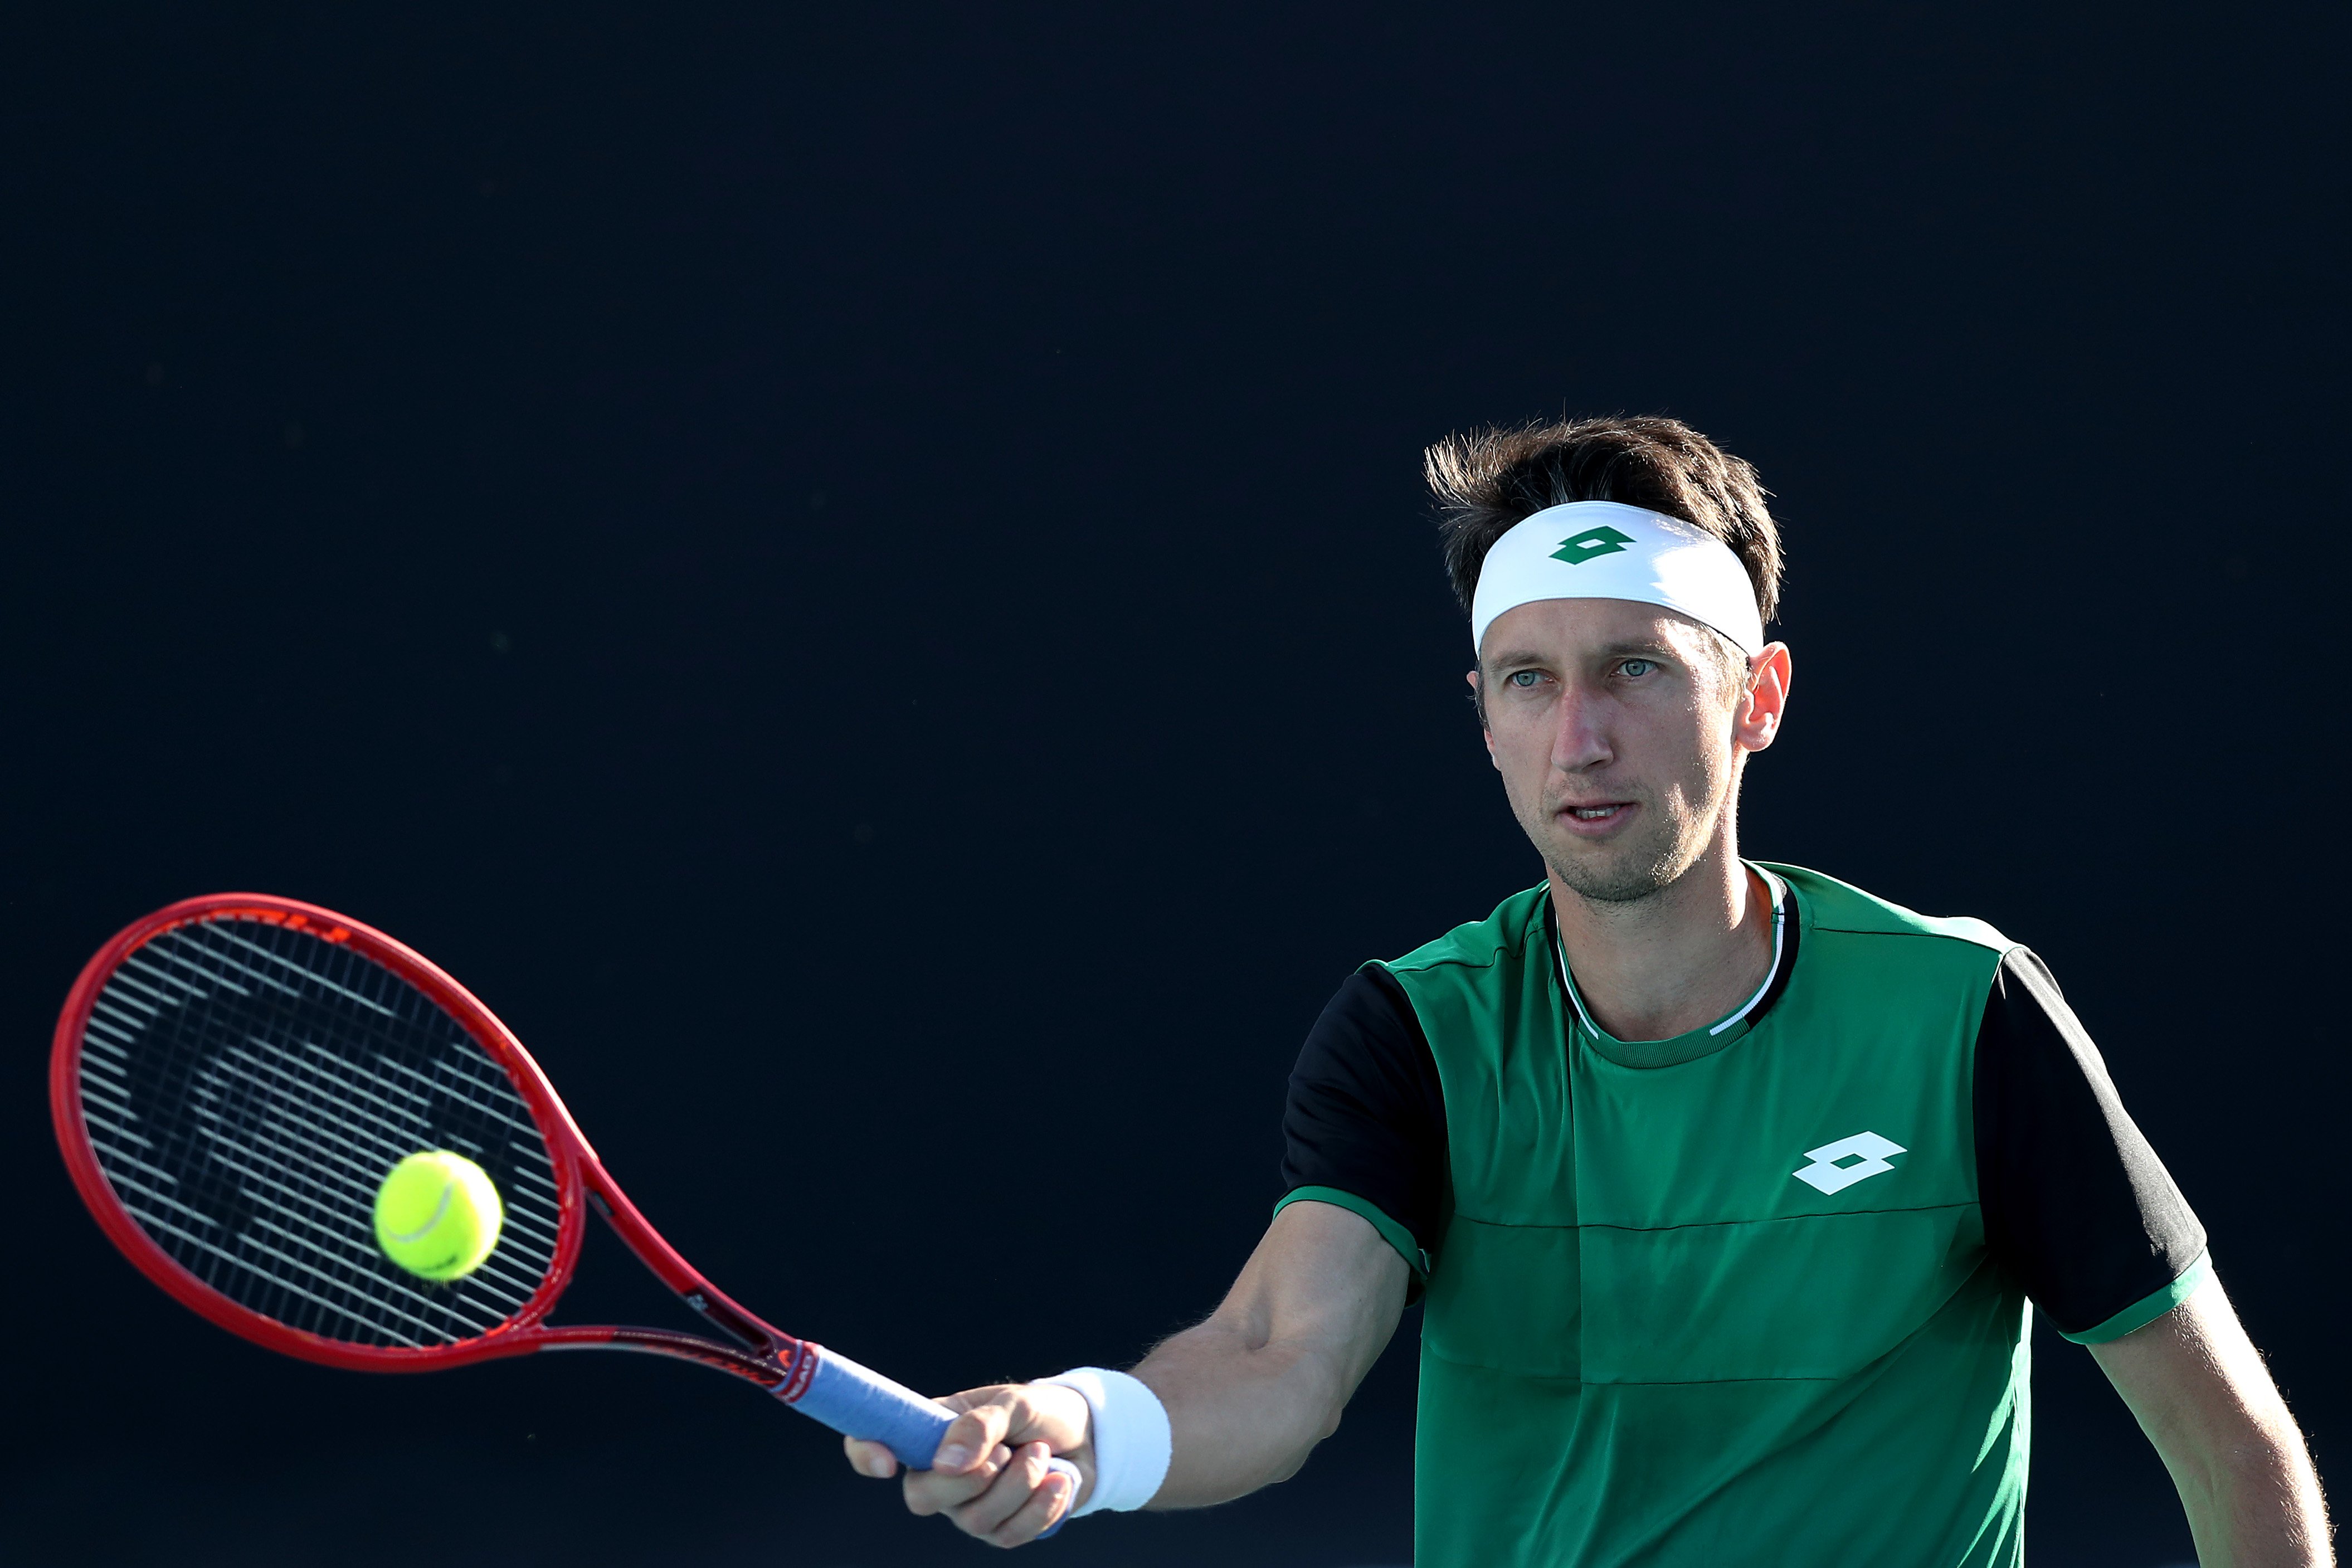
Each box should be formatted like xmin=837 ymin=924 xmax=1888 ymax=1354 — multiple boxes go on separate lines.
xmin=844 ymin=416 xmax=2332 ymax=1565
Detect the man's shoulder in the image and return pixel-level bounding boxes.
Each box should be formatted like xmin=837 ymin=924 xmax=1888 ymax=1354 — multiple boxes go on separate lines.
xmin=1377 ymin=882 xmax=1551 ymax=977
xmin=1763 ymin=861 xmax=2014 ymax=954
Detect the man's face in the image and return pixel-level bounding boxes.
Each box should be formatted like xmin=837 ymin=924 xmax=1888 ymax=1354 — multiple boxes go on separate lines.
xmin=1474 ymin=597 xmax=1780 ymax=904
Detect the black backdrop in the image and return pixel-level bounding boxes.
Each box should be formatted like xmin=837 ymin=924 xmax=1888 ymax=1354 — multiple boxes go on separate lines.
xmin=5 ymin=6 xmax=2346 ymax=1566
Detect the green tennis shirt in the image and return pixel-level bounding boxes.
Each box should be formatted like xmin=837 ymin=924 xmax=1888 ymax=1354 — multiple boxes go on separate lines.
xmin=1277 ymin=863 xmax=2206 ymax=1567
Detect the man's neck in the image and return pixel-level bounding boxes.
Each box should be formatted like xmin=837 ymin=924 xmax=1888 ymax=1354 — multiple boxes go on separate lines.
xmin=1548 ymin=841 xmax=1776 ymax=1044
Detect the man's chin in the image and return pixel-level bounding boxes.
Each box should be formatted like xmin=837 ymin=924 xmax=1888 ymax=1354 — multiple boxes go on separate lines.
xmin=1543 ymin=841 xmax=1681 ymax=905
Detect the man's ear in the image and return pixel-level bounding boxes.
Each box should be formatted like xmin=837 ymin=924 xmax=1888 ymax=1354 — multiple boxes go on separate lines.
xmin=1467 ymin=669 xmax=1499 ymax=768
xmin=1735 ymin=643 xmax=1793 ymax=754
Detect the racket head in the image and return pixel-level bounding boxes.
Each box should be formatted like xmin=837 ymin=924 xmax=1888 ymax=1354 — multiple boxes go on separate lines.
xmin=50 ymin=894 xmax=591 ymax=1371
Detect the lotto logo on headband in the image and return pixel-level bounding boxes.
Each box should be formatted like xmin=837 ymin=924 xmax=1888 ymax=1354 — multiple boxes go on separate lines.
xmin=1550 ymin=525 xmax=1635 ymax=566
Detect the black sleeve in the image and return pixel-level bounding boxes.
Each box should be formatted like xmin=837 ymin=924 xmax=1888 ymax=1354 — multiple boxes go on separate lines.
xmin=1974 ymin=947 xmax=2207 ymax=1338
xmin=1280 ymin=966 xmax=1450 ymax=1263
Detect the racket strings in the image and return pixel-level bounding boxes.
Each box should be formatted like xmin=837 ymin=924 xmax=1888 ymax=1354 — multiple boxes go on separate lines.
xmin=76 ymin=917 xmax=566 ymax=1348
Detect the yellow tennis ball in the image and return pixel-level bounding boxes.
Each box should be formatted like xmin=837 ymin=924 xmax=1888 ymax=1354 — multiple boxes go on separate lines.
xmin=373 ymin=1150 xmax=504 ymax=1282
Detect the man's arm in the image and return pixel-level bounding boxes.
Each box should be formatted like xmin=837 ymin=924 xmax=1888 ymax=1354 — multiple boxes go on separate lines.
xmin=1131 ymin=1196 xmax=1410 ymax=1505
xmin=2091 ymin=1275 xmax=2331 ymax=1568
xmin=843 ymin=1198 xmax=1409 ymax=1546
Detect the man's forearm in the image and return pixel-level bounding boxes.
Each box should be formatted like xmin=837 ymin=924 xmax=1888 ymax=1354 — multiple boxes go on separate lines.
xmin=1129 ymin=1201 xmax=1409 ymax=1508
xmin=2161 ymin=1415 xmax=2332 ymax=1568
xmin=1132 ymin=1314 xmax=1360 ymax=1506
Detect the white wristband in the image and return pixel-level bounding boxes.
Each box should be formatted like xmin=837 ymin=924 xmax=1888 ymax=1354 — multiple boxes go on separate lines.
xmin=1038 ymin=1367 xmax=1172 ymax=1518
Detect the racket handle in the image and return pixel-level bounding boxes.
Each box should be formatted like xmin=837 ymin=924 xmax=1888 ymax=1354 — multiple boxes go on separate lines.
xmin=788 ymin=1346 xmax=1078 ymax=1538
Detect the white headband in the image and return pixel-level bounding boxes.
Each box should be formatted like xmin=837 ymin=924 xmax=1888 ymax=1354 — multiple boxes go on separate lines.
xmin=1469 ymin=501 xmax=1764 ymax=658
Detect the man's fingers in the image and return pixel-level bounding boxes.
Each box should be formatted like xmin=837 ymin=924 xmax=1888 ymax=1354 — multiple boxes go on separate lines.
xmin=982 ymin=1448 xmax=1077 ymax=1548
xmin=904 ymin=1443 xmax=1014 ymax=1516
xmin=841 ymin=1436 xmax=898 ymax=1479
xmin=932 ymin=1403 xmax=1013 ymax=1472
xmin=946 ymin=1442 xmax=1069 ymax=1546
xmin=946 ymin=1442 xmax=1047 ymax=1537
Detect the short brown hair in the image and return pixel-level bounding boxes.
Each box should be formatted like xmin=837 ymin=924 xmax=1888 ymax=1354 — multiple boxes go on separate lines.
xmin=1424 ymin=415 xmax=1783 ymax=626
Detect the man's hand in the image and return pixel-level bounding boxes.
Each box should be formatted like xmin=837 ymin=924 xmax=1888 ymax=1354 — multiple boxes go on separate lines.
xmin=843 ymin=1380 xmax=1093 ymax=1548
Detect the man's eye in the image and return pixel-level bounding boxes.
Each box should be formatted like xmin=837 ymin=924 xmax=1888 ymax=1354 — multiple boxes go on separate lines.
xmin=1620 ymin=659 xmax=1657 ymax=678
xmin=1508 ymin=670 xmax=1543 ymax=688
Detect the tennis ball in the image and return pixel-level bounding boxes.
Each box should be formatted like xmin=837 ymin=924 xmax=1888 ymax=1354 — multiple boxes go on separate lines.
xmin=373 ymin=1150 xmax=504 ymax=1282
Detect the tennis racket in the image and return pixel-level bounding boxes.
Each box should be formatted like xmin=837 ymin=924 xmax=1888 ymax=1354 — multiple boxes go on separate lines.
xmin=48 ymin=892 xmax=1074 ymax=1530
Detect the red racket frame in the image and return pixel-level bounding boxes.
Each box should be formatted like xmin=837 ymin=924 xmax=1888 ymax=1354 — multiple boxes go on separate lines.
xmin=49 ymin=893 xmax=819 ymax=1399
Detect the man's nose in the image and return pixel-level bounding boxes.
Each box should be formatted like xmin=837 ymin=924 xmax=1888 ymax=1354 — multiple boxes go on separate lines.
xmin=1551 ymin=682 xmax=1613 ymax=773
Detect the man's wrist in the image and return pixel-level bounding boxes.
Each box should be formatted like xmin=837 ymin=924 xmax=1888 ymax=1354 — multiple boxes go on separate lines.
xmin=1038 ymin=1367 xmax=1171 ymax=1517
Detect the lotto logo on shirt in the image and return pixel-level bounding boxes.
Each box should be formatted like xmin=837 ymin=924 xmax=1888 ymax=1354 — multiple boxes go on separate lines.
xmin=1792 ymin=1131 xmax=1907 ymax=1195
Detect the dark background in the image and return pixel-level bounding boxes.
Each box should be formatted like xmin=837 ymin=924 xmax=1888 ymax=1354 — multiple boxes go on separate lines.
xmin=4 ymin=4 xmax=2344 ymax=1565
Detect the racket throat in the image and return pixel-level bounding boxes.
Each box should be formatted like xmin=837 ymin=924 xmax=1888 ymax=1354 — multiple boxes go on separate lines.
xmin=583 ymin=1187 xmax=799 ymax=1362
xmin=679 ymin=1289 xmax=777 ymax=1355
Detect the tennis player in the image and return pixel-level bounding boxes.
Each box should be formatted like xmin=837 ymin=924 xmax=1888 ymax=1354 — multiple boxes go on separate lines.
xmin=844 ymin=417 xmax=2331 ymax=1565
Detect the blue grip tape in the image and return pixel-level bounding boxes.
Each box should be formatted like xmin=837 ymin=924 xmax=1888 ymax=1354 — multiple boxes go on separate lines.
xmin=787 ymin=1347 xmax=1075 ymax=1538
xmin=793 ymin=1348 xmax=955 ymax=1466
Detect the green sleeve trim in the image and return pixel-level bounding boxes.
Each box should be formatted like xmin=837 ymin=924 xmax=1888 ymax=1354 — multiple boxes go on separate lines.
xmin=1273 ymin=1186 xmax=1431 ymax=1282
xmin=2062 ymin=1250 xmax=2212 ymax=1345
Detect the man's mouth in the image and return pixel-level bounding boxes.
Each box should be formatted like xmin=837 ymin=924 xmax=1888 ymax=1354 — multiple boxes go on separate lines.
xmin=1561 ymin=799 xmax=1637 ymax=832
